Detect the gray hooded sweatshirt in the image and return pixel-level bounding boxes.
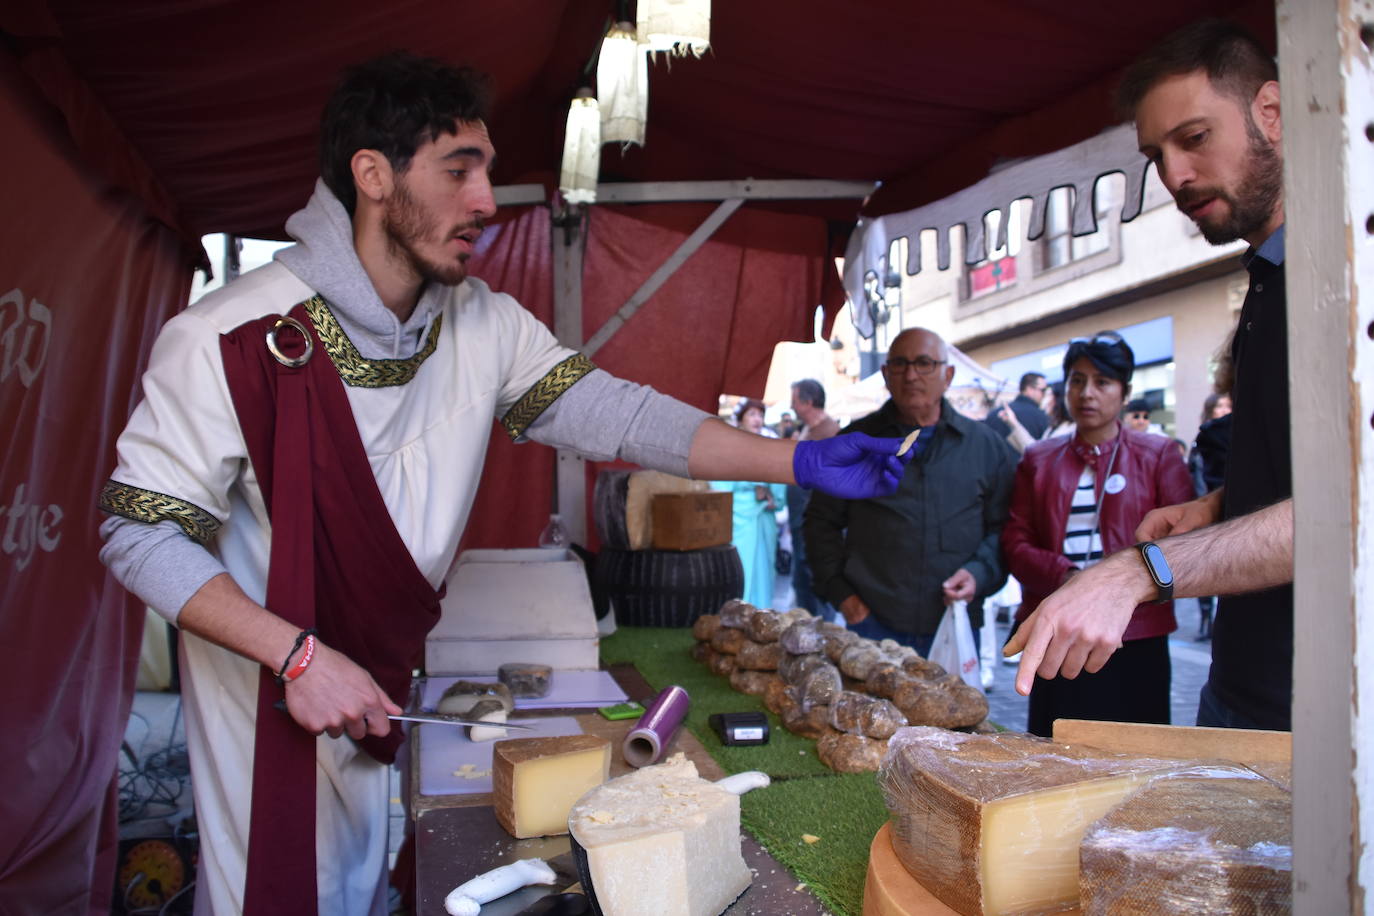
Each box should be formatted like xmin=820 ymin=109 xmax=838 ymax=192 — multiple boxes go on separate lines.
xmin=101 ymin=182 xmax=709 ymax=621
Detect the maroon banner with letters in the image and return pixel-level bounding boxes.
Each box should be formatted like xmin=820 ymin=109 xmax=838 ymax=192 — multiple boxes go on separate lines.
xmin=0 ymin=49 xmax=195 ymax=912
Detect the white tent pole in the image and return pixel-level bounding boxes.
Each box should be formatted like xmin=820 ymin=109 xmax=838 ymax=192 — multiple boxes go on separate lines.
xmin=551 ymin=204 xmax=589 ymax=546
xmin=1278 ymin=1 xmax=1373 ymax=911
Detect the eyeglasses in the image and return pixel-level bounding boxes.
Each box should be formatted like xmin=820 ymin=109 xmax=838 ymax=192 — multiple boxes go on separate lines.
xmin=1067 ymin=332 xmax=1124 ymax=347
xmin=885 ymin=356 xmax=946 ymax=375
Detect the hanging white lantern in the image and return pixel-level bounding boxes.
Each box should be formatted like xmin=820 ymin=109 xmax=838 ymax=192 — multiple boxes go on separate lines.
xmin=559 ymin=90 xmax=601 ymax=205
xmin=637 ymin=0 xmax=710 ymax=57
xmin=598 ymin=21 xmax=648 ymax=147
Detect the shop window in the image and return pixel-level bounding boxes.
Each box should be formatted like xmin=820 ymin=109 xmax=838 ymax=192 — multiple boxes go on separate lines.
xmin=965 ymin=203 xmax=1024 ymax=300
xmin=1130 ymin=361 xmax=1177 ymax=437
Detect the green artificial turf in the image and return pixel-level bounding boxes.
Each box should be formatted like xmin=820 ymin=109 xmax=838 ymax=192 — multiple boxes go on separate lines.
xmin=599 ymin=627 xmax=891 ymax=916
xmin=740 ymin=773 xmax=891 ymax=916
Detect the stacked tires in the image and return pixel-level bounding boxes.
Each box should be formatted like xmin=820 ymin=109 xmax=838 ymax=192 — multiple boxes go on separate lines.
xmin=592 ymin=470 xmax=743 ymax=627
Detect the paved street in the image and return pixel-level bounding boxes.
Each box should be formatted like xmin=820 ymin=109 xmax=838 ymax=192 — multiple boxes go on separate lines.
xmin=981 ymin=596 xmax=1213 ymax=732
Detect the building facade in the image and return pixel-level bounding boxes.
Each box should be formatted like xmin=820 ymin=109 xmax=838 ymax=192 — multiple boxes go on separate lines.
xmin=867 ymin=167 xmax=1247 ymax=448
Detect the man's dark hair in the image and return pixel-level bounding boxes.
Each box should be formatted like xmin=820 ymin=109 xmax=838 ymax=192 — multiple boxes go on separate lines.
xmin=1018 ymin=372 xmax=1046 ymax=394
xmin=792 ymin=378 xmax=826 ymax=409
xmin=1125 ymin=398 xmax=1152 ymax=415
xmin=1115 ymin=19 xmax=1276 ymax=120
xmin=320 ymin=52 xmax=492 ymax=214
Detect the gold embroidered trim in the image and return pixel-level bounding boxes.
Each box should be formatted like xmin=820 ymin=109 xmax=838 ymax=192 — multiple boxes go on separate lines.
xmin=303 ymin=296 xmax=442 ymax=388
xmin=501 ymin=354 xmax=597 ymax=440
xmin=99 ymin=480 xmax=222 ymax=546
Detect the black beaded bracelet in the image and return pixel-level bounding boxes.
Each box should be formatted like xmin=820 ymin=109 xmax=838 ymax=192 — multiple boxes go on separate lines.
xmin=274 ymin=627 xmax=318 ymax=686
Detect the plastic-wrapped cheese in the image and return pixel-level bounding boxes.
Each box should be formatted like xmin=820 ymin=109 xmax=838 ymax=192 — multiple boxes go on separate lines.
xmin=1078 ymin=766 xmax=1292 ymax=914
xmin=568 ymin=754 xmax=751 ymax=916
xmin=779 ymin=618 xmax=825 ymax=655
xmin=717 ymin=598 xmax=756 ymax=629
xmin=746 ymin=609 xmax=785 ymax=643
xmin=878 ymin=727 xmax=1190 ymax=916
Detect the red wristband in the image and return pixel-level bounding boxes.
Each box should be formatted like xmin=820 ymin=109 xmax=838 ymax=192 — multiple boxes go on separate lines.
xmin=281 ymin=634 xmax=317 ymax=684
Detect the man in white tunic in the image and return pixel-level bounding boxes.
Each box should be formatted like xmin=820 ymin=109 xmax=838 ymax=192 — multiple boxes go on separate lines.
xmin=98 ymin=54 xmax=907 ymax=915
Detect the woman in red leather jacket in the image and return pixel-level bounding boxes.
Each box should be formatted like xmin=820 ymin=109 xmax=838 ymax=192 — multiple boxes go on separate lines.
xmin=1001 ymin=332 xmax=1194 ymax=736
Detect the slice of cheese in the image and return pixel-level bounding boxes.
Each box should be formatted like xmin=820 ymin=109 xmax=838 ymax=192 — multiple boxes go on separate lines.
xmin=491 ymin=735 xmax=612 ymax=838
xmin=463 ymin=699 xmax=508 ymax=742
xmin=878 ymin=727 xmax=1190 ymax=915
xmin=1079 ymin=766 xmax=1292 ymax=914
xmin=568 ymin=754 xmax=751 ymax=916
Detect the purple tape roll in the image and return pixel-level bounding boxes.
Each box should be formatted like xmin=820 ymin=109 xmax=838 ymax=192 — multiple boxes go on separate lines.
xmin=622 ymin=684 xmax=690 ymax=767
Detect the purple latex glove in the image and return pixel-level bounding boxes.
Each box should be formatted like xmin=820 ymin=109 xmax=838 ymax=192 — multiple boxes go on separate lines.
xmin=793 ymin=432 xmax=915 ymax=499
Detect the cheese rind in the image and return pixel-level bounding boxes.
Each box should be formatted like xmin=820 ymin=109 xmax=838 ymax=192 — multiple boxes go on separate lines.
xmin=436 ymin=680 xmax=513 ymax=716
xmin=1078 ymin=766 xmax=1292 ymax=914
xmin=568 ymin=754 xmax=751 ymax=916
xmin=491 ymin=735 xmax=612 ymax=838
xmin=878 ymin=727 xmax=1190 ymax=915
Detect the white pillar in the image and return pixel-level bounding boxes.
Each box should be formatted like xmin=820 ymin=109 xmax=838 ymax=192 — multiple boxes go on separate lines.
xmin=1277 ymin=1 xmax=1374 ymax=911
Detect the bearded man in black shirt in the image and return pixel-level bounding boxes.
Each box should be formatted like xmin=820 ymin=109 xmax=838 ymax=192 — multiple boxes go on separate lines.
xmin=1005 ymin=19 xmax=1296 ymax=731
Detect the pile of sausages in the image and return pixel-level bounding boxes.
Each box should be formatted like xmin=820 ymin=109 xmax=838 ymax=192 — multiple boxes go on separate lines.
xmin=692 ymin=600 xmax=989 ymax=772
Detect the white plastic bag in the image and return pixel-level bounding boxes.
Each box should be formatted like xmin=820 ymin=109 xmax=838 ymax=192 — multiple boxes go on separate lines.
xmin=928 ymin=600 xmax=983 ymax=691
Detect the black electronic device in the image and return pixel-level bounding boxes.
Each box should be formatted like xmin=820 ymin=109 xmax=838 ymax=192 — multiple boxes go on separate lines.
xmin=708 ymin=711 xmax=770 ymax=746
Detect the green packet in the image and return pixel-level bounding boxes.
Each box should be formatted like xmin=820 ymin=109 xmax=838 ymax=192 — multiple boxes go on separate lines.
xmin=598 ymin=701 xmax=646 ymax=721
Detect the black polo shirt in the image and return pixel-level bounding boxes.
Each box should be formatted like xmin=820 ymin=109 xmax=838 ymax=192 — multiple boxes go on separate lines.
xmin=1208 ymin=226 xmax=1293 ymax=730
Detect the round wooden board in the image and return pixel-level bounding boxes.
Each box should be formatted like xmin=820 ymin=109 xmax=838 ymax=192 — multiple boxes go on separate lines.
xmin=862 ymin=823 xmax=961 ymax=916
xmin=863 ymin=823 xmax=1082 ymax=916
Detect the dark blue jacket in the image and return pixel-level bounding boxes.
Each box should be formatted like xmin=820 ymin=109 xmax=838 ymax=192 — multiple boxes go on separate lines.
xmin=804 ymin=398 xmax=1015 ymax=634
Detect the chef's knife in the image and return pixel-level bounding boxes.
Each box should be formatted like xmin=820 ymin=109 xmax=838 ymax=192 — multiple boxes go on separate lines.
xmin=388 ymin=711 xmax=536 ymax=730
xmin=270 ymin=699 xmax=535 ymax=730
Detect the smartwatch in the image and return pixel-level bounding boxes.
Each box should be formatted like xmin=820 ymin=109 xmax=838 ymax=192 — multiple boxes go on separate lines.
xmin=1136 ymin=541 xmax=1174 ymax=603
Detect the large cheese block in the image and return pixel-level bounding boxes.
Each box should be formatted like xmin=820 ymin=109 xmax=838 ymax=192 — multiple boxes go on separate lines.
xmin=878 ymin=727 xmax=1189 ymax=915
xmin=568 ymin=754 xmax=751 ymax=916
xmin=491 ymin=734 xmax=611 ymax=838
xmin=1078 ymin=766 xmax=1292 ymax=914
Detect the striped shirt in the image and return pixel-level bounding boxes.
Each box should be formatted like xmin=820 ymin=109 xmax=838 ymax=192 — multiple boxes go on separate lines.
xmin=1062 ymin=465 xmax=1103 ymax=568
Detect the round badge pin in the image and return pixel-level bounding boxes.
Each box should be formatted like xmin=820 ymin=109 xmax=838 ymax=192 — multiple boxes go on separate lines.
xmin=1104 ymin=473 xmax=1127 ymax=495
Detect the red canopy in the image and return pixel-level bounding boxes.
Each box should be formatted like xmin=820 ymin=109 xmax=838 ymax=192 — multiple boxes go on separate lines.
xmin=6 ymin=0 xmax=1270 ymax=238
xmin=0 ymin=1 xmax=1274 ymax=909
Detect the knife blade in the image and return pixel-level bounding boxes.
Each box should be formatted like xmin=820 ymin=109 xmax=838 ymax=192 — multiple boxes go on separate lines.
xmin=269 ymin=699 xmax=535 ymax=730
xmin=388 ymin=712 xmax=537 ymax=730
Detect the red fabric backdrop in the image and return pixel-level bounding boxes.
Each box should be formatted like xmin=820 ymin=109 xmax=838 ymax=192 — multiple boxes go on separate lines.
xmin=462 ymin=203 xmax=839 ymax=551
xmin=0 ymin=50 xmax=195 ymax=913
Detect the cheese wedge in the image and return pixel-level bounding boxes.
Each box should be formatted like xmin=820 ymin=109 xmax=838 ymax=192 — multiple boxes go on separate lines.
xmin=878 ymin=727 xmax=1189 ymax=915
xmin=491 ymin=734 xmax=612 ymax=838
xmin=568 ymin=754 xmax=751 ymax=916
xmin=1079 ymin=766 xmax=1292 ymax=914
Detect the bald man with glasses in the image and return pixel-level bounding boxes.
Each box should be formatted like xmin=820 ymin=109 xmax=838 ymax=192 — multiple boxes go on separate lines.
xmin=804 ymin=328 xmax=1018 ymax=654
